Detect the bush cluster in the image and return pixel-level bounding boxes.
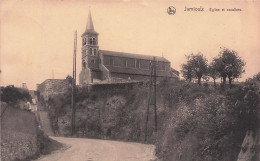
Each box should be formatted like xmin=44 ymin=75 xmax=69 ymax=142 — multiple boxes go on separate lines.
xmin=155 ymin=76 xmax=260 ymax=161
xmin=46 ymin=82 xmax=149 ymax=139
xmin=1 ymin=85 xmax=32 ymax=103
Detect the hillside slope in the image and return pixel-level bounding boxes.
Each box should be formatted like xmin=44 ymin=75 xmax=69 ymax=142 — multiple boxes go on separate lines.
xmin=1 ymin=103 xmax=62 ymax=161
xmin=1 ymin=104 xmax=38 ymax=161
xmin=42 ymin=78 xmax=260 ymax=161
xmin=38 ymin=111 xmax=54 ymax=136
xmin=47 ymin=82 xmax=161 ymax=141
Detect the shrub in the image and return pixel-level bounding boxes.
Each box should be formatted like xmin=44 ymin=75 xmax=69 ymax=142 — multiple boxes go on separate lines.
xmin=1 ymin=85 xmax=32 ymax=103
xmin=156 ymin=93 xmax=247 ymax=161
xmin=154 ymin=78 xmax=260 ymax=161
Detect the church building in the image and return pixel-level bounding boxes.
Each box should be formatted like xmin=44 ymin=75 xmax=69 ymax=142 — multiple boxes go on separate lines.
xmin=79 ymin=11 xmax=179 ymax=85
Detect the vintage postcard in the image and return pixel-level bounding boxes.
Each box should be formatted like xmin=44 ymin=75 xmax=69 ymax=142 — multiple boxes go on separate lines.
xmin=1 ymin=0 xmax=260 ymax=161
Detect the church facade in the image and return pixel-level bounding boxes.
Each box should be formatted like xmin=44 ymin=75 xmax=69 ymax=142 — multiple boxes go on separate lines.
xmin=79 ymin=11 xmax=179 ymax=85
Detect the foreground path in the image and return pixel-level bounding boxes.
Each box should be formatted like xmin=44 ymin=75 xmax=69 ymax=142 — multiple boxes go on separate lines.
xmin=36 ymin=137 xmax=156 ymax=161
xmin=38 ymin=111 xmax=54 ymax=136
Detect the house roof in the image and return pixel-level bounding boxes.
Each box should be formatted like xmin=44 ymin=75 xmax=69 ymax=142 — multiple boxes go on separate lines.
xmin=99 ymin=50 xmax=170 ymax=62
xmin=104 ymin=66 xmax=178 ymax=78
xmin=40 ymin=79 xmax=65 ymax=84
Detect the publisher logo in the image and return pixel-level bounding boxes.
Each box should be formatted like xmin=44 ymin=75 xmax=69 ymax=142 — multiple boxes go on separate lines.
xmin=167 ymin=6 xmax=176 ymax=15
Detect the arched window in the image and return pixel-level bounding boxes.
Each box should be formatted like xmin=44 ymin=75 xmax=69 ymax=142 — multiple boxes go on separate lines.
xmin=93 ymin=48 xmax=97 ymax=55
xmin=89 ymin=38 xmax=93 ymax=45
xmin=123 ymin=60 xmax=127 ymax=67
xmin=89 ymin=48 xmax=92 ymax=55
xmin=83 ymin=62 xmax=86 ymax=69
xmin=136 ymin=60 xmax=140 ymax=68
xmin=110 ymin=57 xmax=114 ymax=66
xmin=93 ymin=38 xmax=96 ymax=45
xmin=162 ymin=63 xmax=166 ymax=71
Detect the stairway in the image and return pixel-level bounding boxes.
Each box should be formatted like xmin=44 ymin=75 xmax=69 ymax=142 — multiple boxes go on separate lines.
xmin=38 ymin=111 xmax=54 ymax=136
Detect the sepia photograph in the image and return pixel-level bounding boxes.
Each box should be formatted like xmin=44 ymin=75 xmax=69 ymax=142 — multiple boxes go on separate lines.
xmin=0 ymin=0 xmax=260 ymax=160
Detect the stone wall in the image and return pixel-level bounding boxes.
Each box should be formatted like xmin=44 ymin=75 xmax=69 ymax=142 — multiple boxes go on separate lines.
xmin=37 ymin=79 xmax=70 ymax=101
xmin=79 ymin=68 xmax=92 ymax=85
xmin=110 ymin=73 xmax=178 ymax=82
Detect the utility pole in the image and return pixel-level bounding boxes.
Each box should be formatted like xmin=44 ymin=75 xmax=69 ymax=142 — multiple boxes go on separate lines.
xmin=71 ymin=31 xmax=77 ymax=136
xmin=145 ymin=57 xmax=157 ymax=141
xmin=154 ymin=58 xmax=157 ymax=132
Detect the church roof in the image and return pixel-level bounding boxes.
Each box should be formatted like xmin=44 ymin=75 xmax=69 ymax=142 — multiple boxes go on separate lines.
xmin=99 ymin=50 xmax=170 ymax=62
xmin=83 ymin=10 xmax=98 ymax=35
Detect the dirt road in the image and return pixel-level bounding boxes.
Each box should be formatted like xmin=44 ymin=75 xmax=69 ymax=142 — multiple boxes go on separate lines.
xmin=36 ymin=137 xmax=156 ymax=161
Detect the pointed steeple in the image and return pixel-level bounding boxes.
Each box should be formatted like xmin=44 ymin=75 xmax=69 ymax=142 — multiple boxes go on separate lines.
xmin=86 ymin=9 xmax=95 ymax=32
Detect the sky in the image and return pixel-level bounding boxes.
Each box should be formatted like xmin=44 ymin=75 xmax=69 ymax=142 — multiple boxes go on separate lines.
xmin=0 ymin=0 xmax=260 ymax=90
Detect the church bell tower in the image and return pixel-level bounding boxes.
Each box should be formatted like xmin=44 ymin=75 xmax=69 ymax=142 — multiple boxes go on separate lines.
xmin=81 ymin=10 xmax=99 ymax=70
xmin=79 ymin=10 xmax=100 ymax=85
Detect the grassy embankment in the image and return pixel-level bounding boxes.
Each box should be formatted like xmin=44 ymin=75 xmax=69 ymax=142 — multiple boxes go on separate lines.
xmin=1 ymin=86 xmax=63 ymax=161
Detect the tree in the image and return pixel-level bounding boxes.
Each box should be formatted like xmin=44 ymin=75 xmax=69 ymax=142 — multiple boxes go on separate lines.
xmin=181 ymin=53 xmax=208 ymax=85
xmin=213 ymin=48 xmax=245 ymax=88
xmin=181 ymin=63 xmax=193 ymax=82
xmin=208 ymin=61 xmax=220 ymax=89
xmin=212 ymin=56 xmax=226 ymax=88
xmin=66 ymin=75 xmax=73 ymax=84
xmin=0 ymin=85 xmax=32 ymax=103
xmin=252 ymin=72 xmax=260 ymax=82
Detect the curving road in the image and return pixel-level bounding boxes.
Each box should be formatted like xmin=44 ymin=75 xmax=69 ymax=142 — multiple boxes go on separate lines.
xmin=35 ymin=137 xmax=156 ymax=161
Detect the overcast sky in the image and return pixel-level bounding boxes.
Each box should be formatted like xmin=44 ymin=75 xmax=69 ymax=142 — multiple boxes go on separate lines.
xmin=1 ymin=0 xmax=260 ymax=90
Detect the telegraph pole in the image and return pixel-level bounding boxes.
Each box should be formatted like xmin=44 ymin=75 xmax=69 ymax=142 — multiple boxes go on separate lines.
xmin=145 ymin=63 xmax=153 ymax=141
xmin=153 ymin=57 xmax=157 ymax=132
xmin=71 ymin=31 xmax=77 ymax=136
xmin=145 ymin=57 xmax=157 ymax=141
